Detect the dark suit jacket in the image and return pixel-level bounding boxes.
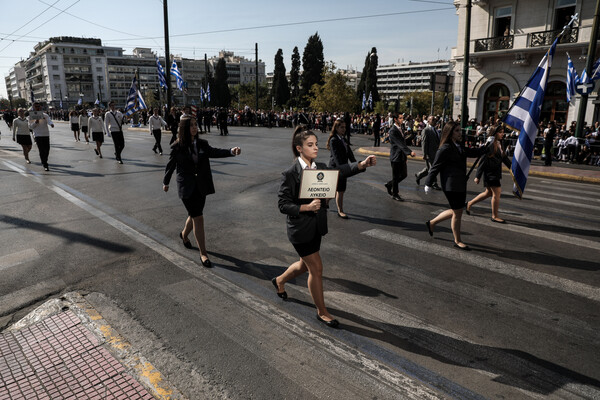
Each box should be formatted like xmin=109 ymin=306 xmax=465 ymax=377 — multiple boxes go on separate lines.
xmin=425 ymin=142 xmax=485 ymax=192
xmin=163 ymin=138 xmax=233 ymax=199
xmin=421 ymin=125 xmax=440 ymax=161
xmin=476 ymin=146 xmax=511 ymax=182
xmin=278 ymin=160 xmax=362 ymax=244
xmin=388 ymin=124 xmax=412 ymax=163
xmin=328 ymin=135 xmax=356 ymax=168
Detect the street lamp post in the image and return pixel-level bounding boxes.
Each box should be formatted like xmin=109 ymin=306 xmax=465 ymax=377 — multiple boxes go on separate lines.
xmin=97 ymin=75 xmax=103 ymax=105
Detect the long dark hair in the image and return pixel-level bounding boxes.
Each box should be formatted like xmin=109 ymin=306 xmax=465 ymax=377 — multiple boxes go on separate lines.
xmin=487 ymin=124 xmax=504 ymax=157
xmin=176 ymin=116 xmax=196 ymax=148
xmin=326 ymin=119 xmax=344 ymax=150
xmin=439 ymin=120 xmax=461 ymax=148
xmin=292 ymin=124 xmax=317 ymax=157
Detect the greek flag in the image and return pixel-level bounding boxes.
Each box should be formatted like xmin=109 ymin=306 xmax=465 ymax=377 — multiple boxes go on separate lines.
xmin=590 ymin=57 xmax=600 ymax=81
xmin=94 ymin=98 xmax=100 ymax=105
xmin=156 ymin=57 xmax=167 ymax=89
xmin=367 ymin=92 xmax=373 ymax=110
xmin=124 ymin=76 xmax=147 ymax=116
xmin=170 ymin=60 xmax=184 ymax=91
xmin=60 ymin=99 xmax=63 ymax=109
xmin=77 ymin=97 xmax=83 ymax=106
xmin=566 ymin=54 xmax=579 ymax=103
xmin=361 ymin=92 xmax=366 ymax=110
xmin=207 ymin=83 xmax=211 ymax=102
xmin=503 ymin=39 xmax=557 ymax=199
xmin=200 ymin=86 xmax=205 ymax=103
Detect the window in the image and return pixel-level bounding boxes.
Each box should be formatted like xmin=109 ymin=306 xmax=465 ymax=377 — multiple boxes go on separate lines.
xmin=483 ymin=83 xmax=510 ymax=122
xmin=540 ymin=82 xmax=568 ymax=124
xmin=554 ymin=0 xmax=576 ymax=30
xmin=52 ymin=65 xmax=59 ymax=70
xmin=53 ymin=75 xmax=60 ymax=80
xmin=51 ymin=55 xmax=57 ymax=60
xmin=494 ymin=6 xmax=512 ymax=37
xmin=96 ymin=67 xmax=103 ymax=72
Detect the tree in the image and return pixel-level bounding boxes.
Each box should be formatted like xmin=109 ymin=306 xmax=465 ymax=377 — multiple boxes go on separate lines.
xmin=271 ymin=49 xmax=289 ymax=109
xmin=289 ymin=46 xmax=301 ymax=108
xmin=398 ymin=90 xmax=451 ymax=117
xmin=300 ymin=33 xmax=324 ymax=107
xmin=309 ymin=64 xmax=359 ymax=112
xmin=232 ymin=82 xmax=271 ymax=110
xmin=213 ymin=58 xmax=231 ymax=108
xmin=356 ymin=47 xmax=380 ymax=107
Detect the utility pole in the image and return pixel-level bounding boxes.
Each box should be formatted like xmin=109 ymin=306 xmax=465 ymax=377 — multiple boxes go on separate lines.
xmin=461 ymin=0 xmax=472 ymax=129
xmin=255 ymin=43 xmax=259 ymax=111
xmin=204 ymin=53 xmax=208 ymax=107
xmin=97 ymin=75 xmax=103 ymax=104
xmin=163 ymin=0 xmax=172 ymax=111
xmin=575 ymin=0 xmax=600 ymax=138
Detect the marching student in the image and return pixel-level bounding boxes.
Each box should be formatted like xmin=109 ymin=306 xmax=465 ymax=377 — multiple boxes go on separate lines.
xmin=104 ymin=101 xmax=125 ymax=164
xmin=88 ymin=108 xmax=105 ymax=158
xmin=424 ymin=121 xmax=488 ymax=250
xmin=79 ymin=109 xmax=90 ymax=144
xmin=149 ymin=108 xmax=167 ymax=155
xmin=385 ymin=113 xmax=416 ymax=201
xmin=163 ymin=116 xmax=241 ymax=268
xmin=327 ymin=117 xmax=357 ymax=219
xmin=12 ymin=108 xmax=33 ymax=164
xmin=272 ymin=125 xmax=376 ymax=328
xmin=70 ymin=110 xmax=80 ymax=142
xmin=466 ymin=124 xmax=512 ymax=223
xmin=28 ymin=102 xmax=55 ymax=171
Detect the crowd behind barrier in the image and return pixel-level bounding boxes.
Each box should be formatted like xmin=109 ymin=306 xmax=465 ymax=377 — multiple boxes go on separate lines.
xmin=2 ymin=105 xmax=599 ymax=167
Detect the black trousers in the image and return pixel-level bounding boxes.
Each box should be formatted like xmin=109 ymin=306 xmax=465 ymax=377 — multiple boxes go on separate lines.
xmin=373 ymin=134 xmax=380 ymax=147
xmin=111 ymin=131 xmax=125 ymax=160
xmin=387 ymin=160 xmax=407 ymax=195
xmin=169 ymin=130 xmax=177 ymax=145
xmin=416 ymin=159 xmax=436 ymax=183
xmin=544 ymin=143 xmax=553 ymax=165
xmin=35 ymin=136 xmax=50 ymax=166
xmin=152 ymin=129 xmax=162 ymax=153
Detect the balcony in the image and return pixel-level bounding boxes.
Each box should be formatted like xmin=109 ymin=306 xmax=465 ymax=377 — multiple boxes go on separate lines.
xmin=474 ymin=35 xmax=514 ymax=52
xmin=529 ymin=27 xmax=578 ymax=47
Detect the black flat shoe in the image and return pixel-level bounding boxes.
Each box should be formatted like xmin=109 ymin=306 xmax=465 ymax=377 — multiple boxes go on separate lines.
xmin=271 ymin=278 xmax=287 ymax=300
xmin=384 ymin=182 xmax=393 ymax=196
xmin=337 ymin=212 xmax=349 ymax=219
xmin=179 ymin=232 xmax=192 ymax=249
xmin=491 ymin=218 xmax=506 ymax=224
xmin=201 ymin=257 xmax=212 ymax=268
xmin=425 ymin=221 xmax=433 ymax=237
xmin=465 ymin=202 xmax=471 ymax=215
xmin=316 ymin=315 xmax=339 ymax=328
xmin=415 ymin=173 xmax=420 ymax=185
xmin=453 ymin=244 xmax=471 ymax=251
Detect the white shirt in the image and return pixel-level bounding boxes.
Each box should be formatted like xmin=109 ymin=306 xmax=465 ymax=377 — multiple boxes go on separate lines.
xmin=12 ymin=117 xmax=30 ymax=137
xmin=70 ymin=115 xmax=79 ymax=124
xmin=149 ymin=115 xmax=167 ymax=132
xmin=297 ymin=157 xmax=317 ymax=170
xmin=104 ymin=109 xmax=124 ymax=133
xmin=565 ymin=135 xmax=579 ymax=146
xmin=79 ymin=114 xmax=88 ymax=127
xmin=88 ymin=116 xmax=104 ymax=133
xmin=28 ymin=113 xmax=53 ymax=137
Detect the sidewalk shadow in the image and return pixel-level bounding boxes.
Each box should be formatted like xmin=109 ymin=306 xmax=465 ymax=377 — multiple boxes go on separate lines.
xmin=0 ymin=215 xmax=133 ymax=253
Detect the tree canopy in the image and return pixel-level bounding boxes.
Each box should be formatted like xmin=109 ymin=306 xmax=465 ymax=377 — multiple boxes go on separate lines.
xmin=271 ymin=49 xmax=289 ymax=109
xmin=301 ymin=33 xmax=324 ymax=107
xmin=289 ymin=46 xmax=301 ymax=108
xmin=309 ymin=63 xmax=359 ymax=112
xmin=357 ymin=47 xmax=380 ymax=107
xmin=213 ymin=58 xmax=231 ymax=107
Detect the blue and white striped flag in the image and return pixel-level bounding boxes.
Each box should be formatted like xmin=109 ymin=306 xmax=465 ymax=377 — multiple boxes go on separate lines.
xmin=156 ymin=57 xmax=167 ymax=89
xmin=124 ymin=76 xmax=147 ymax=116
xmin=361 ymin=92 xmax=366 ymax=110
xmin=206 ymin=83 xmax=211 ymax=102
xmin=200 ymin=86 xmax=205 ymax=103
xmin=367 ymin=92 xmax=373 ymax=110
xmin=170 ymin=60 xmax=184 ymax=91
xmin=94 ymin=98 xmax=100 ymax=105
xmin=566 ymin=54 xmax=579 ymax=103
xmin=503 ymin=39 xmax=557 ymax=199
xmin=77 ymin=97 xmax=83 ymax=106
xmin=59 ymin=99 xmax=63 ymax=109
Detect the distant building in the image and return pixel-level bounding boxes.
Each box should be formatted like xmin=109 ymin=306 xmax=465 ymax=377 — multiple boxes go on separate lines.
xmin=452 ymin=0 xmax=598 ymax=125
xmin=208 ymin=51 xmax=266 ymax=86
xmin=4 ymin=61 xmax=26 ymax=102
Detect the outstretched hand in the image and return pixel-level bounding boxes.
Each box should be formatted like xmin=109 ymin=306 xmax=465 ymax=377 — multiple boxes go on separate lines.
xmin=231 ymin=147 xmax=241 ymax=156
xmin=360 ymin=155 xmax=377 ymax=169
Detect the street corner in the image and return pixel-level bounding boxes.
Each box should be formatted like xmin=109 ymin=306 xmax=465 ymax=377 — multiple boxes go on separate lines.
xmin=1 ymin=291 xmax=186 ymax=400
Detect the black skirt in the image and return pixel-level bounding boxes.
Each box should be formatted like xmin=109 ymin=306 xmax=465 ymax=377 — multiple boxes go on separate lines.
xmin=336 ymin=175 xmax=347 ymax=192
xmin=16 ymin=135 xmax=32 ymax=146
xmin=484 ymin=179 xmax=501 ymax=188
xmin=81 ymin=126 xmax=88 ymax=133
xmin=92 ymin=132 xmax=104 ymax=143
xmin=292 ymin=231 xmax=322 ymax=257
xmin=71 ymin=123 xmax=79 ymax=131
xmin=443 ymin=190 xmax=467 ymax=210
xmin=181 ymin=189 xmax=207 ymax=218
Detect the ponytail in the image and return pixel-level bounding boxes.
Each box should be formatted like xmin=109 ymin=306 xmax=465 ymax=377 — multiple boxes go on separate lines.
xmin=292 ymin=124 xmax=316 ymax=157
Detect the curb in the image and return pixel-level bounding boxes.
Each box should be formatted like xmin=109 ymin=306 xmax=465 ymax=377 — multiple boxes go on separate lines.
xmin=357 ymin=147 xmax=600 ymax=185
xmin=7 ymin=292 xmax=186 ymax=400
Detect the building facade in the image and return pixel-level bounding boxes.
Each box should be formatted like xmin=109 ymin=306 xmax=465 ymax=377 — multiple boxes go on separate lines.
xmin=208 ymin=51 xmax=266 ymax=86
xmin=377 ymin=60 xmax=454 ymax=104
xmin=452 ymin=0 xmax=599 ymax=126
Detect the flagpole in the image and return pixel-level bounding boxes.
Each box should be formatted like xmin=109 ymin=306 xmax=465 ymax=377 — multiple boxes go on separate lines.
xmin=163 ymin=0 xmax=172 ymax=111
xmin=575 ymin=2 xmax=600 ymax=138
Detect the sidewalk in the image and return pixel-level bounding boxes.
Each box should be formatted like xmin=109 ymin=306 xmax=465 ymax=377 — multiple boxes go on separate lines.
xmin=358 ymin=145 xmax=600 ymax=184
xmin=0 ymin=293 xmax=184 ymax=400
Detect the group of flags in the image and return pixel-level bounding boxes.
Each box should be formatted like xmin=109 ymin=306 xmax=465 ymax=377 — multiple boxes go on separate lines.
xmin=566 ymin=54 xmax=600 ymax=102
xmin=157 ymin=56 xmax=210 ymax=102
xmin=361 ymin=92 xmax=373 ymax=110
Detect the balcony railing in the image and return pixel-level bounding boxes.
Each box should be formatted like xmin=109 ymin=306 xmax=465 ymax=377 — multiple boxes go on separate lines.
xmin=529 ymin=27 xmax=578 ymax=47
xmin=474 ymin=35 xmax=514 ymax=52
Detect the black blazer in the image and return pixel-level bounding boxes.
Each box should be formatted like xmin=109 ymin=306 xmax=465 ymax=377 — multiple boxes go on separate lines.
xmin=328 ymin=135 xmax=356 ymax=168
xmin=425 ymin=142 xmax=485 ymax=192
xmin=278 ymin=159 xmax=362 ymax=244
xmin=388 ymin=124 xmax=412 ymax=162
xmin=476 ymin=146 xmax=511 ymax=182
xmin=163 ymin=138 xmax=233 ymax=199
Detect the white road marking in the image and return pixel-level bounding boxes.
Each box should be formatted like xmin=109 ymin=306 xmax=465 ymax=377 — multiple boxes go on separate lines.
xmin=0 ymin=249 xmax=40 ymax=272
xmin=524 ymin=187 xmax=600 ymax=203
xmin=361 ymin=229 xmax=600 ymax=302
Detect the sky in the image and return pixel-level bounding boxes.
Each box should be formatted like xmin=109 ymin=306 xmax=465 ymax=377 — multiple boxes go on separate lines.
xmin=0 ymin=0 xmax=459 ymax=98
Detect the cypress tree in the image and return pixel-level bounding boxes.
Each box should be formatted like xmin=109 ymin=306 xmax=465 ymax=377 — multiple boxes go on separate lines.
xmin=289 ymin=46 xmax=301 ymax=107
xmin=300 ymin=32 xmax=325 ymax=106
xmin=214 ymin=58 xmax=231 ymax=107
xmin=271 ymin=49 xmax=290 ymax=108
xmin=357 ymin=47 xmax=380 ymax=105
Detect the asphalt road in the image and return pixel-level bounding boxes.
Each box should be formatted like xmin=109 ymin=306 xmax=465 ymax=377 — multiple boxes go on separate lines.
xmin=1 ymin=122 xmax=599 ymax=399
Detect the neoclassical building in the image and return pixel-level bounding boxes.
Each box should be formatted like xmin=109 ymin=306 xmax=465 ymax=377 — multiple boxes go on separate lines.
xmin=452 ymin=0 xmax=599 ymax=126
